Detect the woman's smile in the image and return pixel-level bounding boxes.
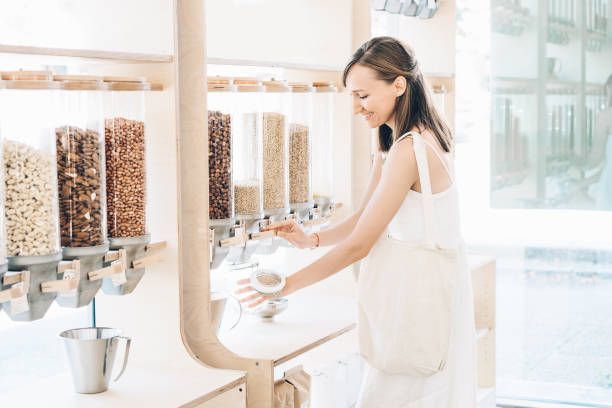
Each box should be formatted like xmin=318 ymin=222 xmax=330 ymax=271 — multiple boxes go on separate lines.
xmin=362 ymin=112 xmax=374 ymax=121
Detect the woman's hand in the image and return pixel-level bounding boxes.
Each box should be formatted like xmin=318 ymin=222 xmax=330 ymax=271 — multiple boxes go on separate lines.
xmin=234 ymin=277 xmax=296 ymax=309
xmin=262 ymin=220 xmax=316 ymax=249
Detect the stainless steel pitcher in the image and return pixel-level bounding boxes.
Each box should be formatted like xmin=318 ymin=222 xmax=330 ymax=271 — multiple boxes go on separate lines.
xmin=59 ymin=327 xmax=131 ymax=394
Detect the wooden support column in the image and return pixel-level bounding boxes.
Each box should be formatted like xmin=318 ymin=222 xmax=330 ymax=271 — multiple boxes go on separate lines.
xmin=175 ymin=1 xmax=274 ymax=406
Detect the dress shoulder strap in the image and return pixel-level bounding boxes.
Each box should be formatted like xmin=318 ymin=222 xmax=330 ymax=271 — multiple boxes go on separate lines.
xmin=393 ymin=131 xmax=437 ymax=247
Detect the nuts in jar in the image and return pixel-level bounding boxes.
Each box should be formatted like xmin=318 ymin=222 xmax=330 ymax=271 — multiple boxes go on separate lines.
xmin=104 ymin=118 xmax=147 ymax=237
xmin=4 ymin=140 xmax=59 ymax=256
xmin=56 ymin=126 xmax=105 ymax=247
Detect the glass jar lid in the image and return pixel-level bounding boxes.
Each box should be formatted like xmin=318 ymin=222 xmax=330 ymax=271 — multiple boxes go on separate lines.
xmin=313 ymin=81 xmax=338 ymax=93
xmin=55 ymin=75 xmax=109 ymax=91
xmin=233 ymin=77 xmax=260 ymax=85
xmin=236 ymin=84 xmax=265 ymax=92
xmin=208 ymin=83 xmax=236 ymax=92
xmin=208 ymin=76 xmax=234 ymax=85
xmin=108 ymin=81 xmax=151 ymax=91
xmin=289 ymin=82 xmax=315 ymax=93
xmin=1 ymin=70 xmax=53 ymax=81
xmin=4 ymin=79 xmax=61 ymax=90
xmin=263 ymin=79 xmax=290 ymax=93
xmin=103 ymin=75 xmax=147 ymax=83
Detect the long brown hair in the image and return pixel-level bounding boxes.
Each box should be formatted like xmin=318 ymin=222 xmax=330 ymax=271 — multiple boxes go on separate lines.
xmin=342 ymin=36 xmax=452 ymax=153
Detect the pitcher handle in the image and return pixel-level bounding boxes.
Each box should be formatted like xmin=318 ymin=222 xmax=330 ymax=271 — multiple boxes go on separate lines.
xmin=112 ymin=335 xmax=131 ymax=381
xmin=226 ymin=294 xmax=243 ymax=330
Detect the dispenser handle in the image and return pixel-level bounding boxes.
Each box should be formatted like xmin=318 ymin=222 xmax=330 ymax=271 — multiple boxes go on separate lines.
xmin=41 ymin=275 xmax=79 ymax=293
xmin=88 ymin=262 xmax=124 ymax=281
xmin=146 ymin=241 xmax=167 ymax=252
xmin=0 ymin=270 xmax=30 ymax=302
xmin=132 ymin=253 xmax=164 ymax=269
xmin=249 ymin=230 xmax=277 ymax=241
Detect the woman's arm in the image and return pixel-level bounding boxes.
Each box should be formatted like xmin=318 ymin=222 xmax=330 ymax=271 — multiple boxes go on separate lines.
xmin=285 ymin=139 xmax=417 ymax=293
xmin=237 ymin=139 xmax=419 ymax=307
xmin=263 ymin=151 xmax=386 ymax=249
xmin=317 ymin=151 xmax=385 ymax=246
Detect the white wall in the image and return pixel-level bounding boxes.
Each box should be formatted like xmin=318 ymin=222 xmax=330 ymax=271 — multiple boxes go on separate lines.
xmin=371 ymin=0 xmax=456 ymax=76
xmin=205 ymin=0 xmax=353 ymax=69
xmin=0 ymin=0 xmax=174 ymax=54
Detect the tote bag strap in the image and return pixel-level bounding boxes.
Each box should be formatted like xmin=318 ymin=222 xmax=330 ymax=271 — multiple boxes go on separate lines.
xmin=394 ymin=131 xmax=437 ymax=248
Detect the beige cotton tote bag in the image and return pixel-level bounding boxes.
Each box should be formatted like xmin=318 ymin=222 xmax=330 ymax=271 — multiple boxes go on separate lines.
xmin=357 ymin=132 xmax=458 ymax=377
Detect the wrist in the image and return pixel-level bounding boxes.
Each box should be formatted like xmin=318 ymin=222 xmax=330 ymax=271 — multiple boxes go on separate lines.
xmin=309 ymin=232 xmax=320 ymax=249
xmin=283 ymin=274 xmax=299 ymax=296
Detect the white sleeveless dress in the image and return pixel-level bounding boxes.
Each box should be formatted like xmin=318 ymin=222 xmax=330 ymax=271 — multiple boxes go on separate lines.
xmin=355 ymin=133 xmax=477 ymax=407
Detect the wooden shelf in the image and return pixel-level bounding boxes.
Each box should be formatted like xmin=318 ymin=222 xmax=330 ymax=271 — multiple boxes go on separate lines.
xmin=0 ymin=44 xmax=173 ymax=64
xmin=219 ymin=293 xmax=356 ymax=366
xmin=207 ymin=57 xmax=342 ymax=72
xmin=0 ymin=363 xmax=245 ymax=408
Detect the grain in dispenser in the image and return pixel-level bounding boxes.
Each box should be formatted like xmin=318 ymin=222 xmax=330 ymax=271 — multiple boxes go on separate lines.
xmin=102 ymin=77 xmax=151 ymax=295
xmin=232 ymin=78 xmax=264 ymax=219
xmin=224 ymin=78 xmax=265 ymax=265
xmin=0 ymin=70 xmax=63 ymax=321
xmin=261 ymin=80 xmax=290 ymax=221
xmin=254 ymin=80 xmax=291 ymax=256
xmin=288 ymin=82 xmax=315 ymax=221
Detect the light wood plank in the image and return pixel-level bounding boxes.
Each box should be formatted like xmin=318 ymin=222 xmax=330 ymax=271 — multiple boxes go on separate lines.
xmin=0 ymin=365 xmax=245 ymax=408
xmin=207 ymin=58 xmax=343 ymax=72
xmin=219 ymin=294 xmax=357 ymax=365
xmin=0 ymin=44 xmax=173 ymax=63
xmin=175 ymin=1 xmax=274 ymax=407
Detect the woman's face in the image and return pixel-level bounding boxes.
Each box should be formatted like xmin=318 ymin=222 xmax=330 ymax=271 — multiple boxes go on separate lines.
xmin=345 ymin=64 xmax=404 ymax=129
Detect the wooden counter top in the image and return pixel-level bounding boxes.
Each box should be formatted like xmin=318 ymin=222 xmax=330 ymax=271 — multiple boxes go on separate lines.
xmin=0 ymin=361 xmax=245 ymax=407
xmin=219 ymin=293 xmax=357 ymax=366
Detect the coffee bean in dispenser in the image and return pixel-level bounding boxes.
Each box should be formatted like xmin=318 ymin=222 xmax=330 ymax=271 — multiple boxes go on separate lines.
xmin=208 ymin=110 xmax=233 ymax=219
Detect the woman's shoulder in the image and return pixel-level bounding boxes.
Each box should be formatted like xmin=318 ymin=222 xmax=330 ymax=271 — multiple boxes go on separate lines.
xmin=386 ymin=134 xmax=417 ymax=169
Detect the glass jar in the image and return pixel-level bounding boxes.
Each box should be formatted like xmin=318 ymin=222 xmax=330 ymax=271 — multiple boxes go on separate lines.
xmin=0 ymin=80 xmax=6 ymax=267
xmin=288 ymin=83 xmax=315 ymax=206
xmin=207 ymin=77 xmax=235 ymax=220
xmin=104 ymin=78 xmax=149 ymax=238
xmin=0 ymin=80 xmax=7 ymax=305
xmin=1 ymin=73 xmax=61 ymax=257
xmin=233 ymin=79 xmax=264 ymax=218
xmin=312 ymin=82 xmax=337 ymax=210
xmin=261 ymin=80 xmax=291 ymax=216
xmin=54 ymin=75 xmax=108 ymax=248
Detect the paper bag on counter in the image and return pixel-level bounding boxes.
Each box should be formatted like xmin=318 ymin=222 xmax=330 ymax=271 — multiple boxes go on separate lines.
xmin=285 ymin=365 xmax=311 ymax=408
xmin=274 ymin=378 xmax=295 ymax=408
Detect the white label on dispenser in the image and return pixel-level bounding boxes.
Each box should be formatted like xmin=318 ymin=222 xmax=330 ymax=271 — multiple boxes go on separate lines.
xmin=10 ymin=283 xmax=29 ymax=315
xmin=60 ymin=270 xmax=77 ymax=297
xmin=111 ymin=260 xmax=127 ymax=287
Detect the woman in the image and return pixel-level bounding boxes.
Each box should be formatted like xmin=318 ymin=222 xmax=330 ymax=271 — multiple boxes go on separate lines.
xmin=236 ymin=36 xmax=477 ymax=407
